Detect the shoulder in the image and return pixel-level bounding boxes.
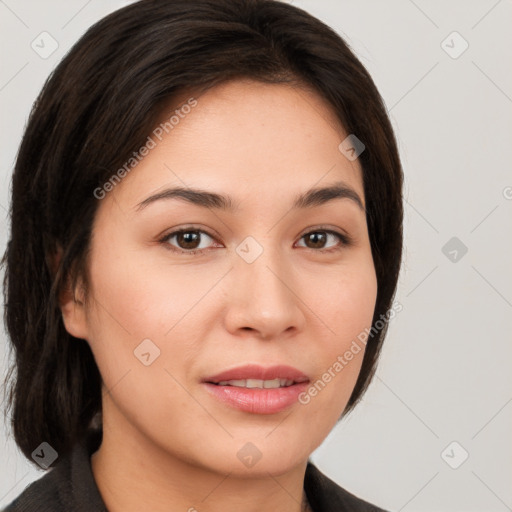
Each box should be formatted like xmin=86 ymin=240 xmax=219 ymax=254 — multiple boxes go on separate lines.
xmin=2 ymin=428 xmax=106 ymax=512
xmin=304 ymin=462 xmax=390 ymax=512
xmin=2 ymin=467 xmax=63 ymax=512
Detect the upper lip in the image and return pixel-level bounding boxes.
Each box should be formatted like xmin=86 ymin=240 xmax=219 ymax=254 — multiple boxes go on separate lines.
xmin=203 ymin=364 xmax=309 ymax=384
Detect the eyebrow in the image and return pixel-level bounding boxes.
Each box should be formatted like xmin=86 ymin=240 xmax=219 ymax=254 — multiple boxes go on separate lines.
xmin=135 ymin=180 xmax=365 ymax=213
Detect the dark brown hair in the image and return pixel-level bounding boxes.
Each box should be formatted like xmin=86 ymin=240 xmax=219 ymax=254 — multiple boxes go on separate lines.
xmin=1 ymin=0 xmax=403 ymax=466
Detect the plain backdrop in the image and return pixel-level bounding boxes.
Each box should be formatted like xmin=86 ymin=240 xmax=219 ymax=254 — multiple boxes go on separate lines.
xmin=1 ymin=1 xmax=511 ymax=511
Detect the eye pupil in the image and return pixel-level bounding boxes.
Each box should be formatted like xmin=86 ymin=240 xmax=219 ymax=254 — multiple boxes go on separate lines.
xmin=306 ymin=232 xmax=326 ymax=249
xmin=178 ymin=230 xmax=200 ymax=249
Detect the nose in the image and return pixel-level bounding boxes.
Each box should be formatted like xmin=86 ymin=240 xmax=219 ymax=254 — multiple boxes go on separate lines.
xmin=222 ymin=240 xmax=306 ymax=340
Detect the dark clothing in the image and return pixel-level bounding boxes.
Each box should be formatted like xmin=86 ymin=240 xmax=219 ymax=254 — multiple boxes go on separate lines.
xmin=3 ymin=428 xmax=388 ymax=511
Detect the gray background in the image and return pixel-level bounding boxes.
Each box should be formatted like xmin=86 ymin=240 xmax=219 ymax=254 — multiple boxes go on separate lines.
xmin=1 ymin=1 xmax=511 ymax=510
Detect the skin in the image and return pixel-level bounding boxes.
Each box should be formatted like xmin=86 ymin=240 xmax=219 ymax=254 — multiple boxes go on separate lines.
xmin=60 ymin=78 xmax=378 ymax=512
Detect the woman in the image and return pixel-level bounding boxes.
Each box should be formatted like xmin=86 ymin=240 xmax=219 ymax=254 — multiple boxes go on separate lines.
xmin=1 ymin=0 xmax=403 ymax=510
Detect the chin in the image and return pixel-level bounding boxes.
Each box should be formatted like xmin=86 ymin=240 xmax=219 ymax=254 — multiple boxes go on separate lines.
xmin=200 ymin=435 xmax=313 ymax=478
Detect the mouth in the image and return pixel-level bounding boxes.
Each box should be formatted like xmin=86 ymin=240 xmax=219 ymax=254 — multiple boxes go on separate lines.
xmin=202 ymin=364 xmax=310 ymax=414
xmin=210 ymin=378 xmax=303 ymax=389
xmin=203 ymin=363 xmax=309 ymax=384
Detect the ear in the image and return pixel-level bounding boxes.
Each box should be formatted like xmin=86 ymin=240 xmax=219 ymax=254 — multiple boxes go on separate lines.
xmin=60 ymin=277 xmax=89 ymax=340
xmin=52 ymin=246 xmax=90 ymax=340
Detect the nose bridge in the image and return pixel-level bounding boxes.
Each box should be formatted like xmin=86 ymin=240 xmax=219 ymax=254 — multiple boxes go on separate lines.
xmin=228 ymin=232 xmax=302 ymax=332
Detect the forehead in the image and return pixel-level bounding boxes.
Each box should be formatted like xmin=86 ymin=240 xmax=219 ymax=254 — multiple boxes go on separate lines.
xmin=100 ymin=79 xmax=364 ymax=213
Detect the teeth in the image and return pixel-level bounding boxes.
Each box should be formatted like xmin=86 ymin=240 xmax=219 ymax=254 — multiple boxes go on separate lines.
xmin=216 ymin=378 xmax=295 ymax=388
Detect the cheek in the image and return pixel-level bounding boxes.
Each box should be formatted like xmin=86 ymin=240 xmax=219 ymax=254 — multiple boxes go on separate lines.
xmin=83 ymin=233 xmax=223 ymax=397
xmin=308 ymin=254 xmax=378 ymax=347
xmin=83 ymin=247 xmax=206 ymax=433
xmin=86 ymin=233 xmax=186 ymax=338
xmin=299 ymin=257 xmax=377 ymax=422
xmin=82 ymin=235 xmax=167 ymax=383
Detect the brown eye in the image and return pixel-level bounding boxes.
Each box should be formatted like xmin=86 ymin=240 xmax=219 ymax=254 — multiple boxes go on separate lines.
xmin=161 ymin=229 xmax=217 ymax=253
xmin=304 ymin=231 xmax=328 ymax=249
xmin=297 ymin=229 xmax=351 ymax=253
xmin=175 ymin=230 xmax=201 ymax=250
xmin=159 ymin=226 xmax=351 ymax=256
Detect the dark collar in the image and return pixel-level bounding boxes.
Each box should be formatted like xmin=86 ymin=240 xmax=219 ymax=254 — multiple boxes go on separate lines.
xmin=4 ymin=427 xmax=387 ymax=512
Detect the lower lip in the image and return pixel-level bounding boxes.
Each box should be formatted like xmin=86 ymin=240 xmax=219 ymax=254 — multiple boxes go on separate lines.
xmin=202 ymin=382 xmax=309 ymax=414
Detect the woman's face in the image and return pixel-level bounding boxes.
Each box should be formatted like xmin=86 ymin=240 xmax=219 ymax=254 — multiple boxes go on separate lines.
xmin=64 ymin=78 xmax=377 ymax=475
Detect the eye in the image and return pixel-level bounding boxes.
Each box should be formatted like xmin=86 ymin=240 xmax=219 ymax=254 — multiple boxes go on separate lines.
xmin=158 ymin=226 xmax=352 ymax=255
xmin=295 ymin=227 xmax=352 ymax=253
xmin=159 ymin=227 xmax=218 ymax=255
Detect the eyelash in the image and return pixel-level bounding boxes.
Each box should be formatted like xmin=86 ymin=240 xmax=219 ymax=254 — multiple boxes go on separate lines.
xmin=158 ymin=225 xmax=352 ymax=256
